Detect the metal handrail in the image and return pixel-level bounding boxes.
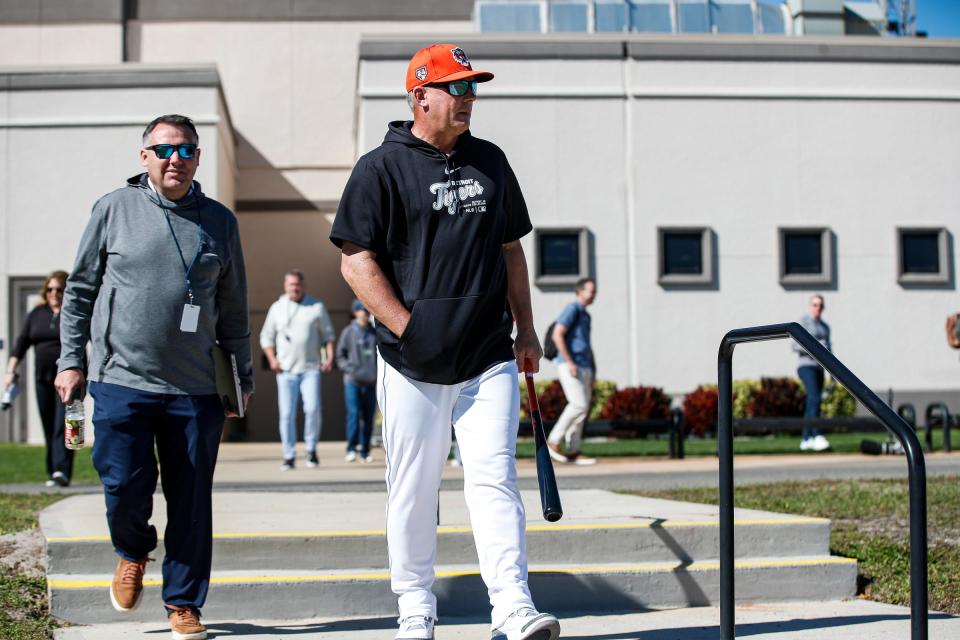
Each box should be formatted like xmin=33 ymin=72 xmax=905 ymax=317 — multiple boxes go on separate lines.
xmin=718 ymin=323 xmax=927 ymax=640
xmin=925 ymin=402 xmax=953 ymax=454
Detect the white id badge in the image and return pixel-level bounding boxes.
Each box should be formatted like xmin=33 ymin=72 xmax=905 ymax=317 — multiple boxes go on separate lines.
xmin=180 ymin=304 xmax=200 ymax=332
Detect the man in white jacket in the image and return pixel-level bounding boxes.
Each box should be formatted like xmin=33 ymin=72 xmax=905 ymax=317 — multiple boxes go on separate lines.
xmin=260 ymin=270 xmax=335 ymax=469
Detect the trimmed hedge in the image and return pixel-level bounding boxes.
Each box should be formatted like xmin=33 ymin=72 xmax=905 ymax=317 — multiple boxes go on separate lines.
xmin=680 ymin=376 xmax=858 ymax=433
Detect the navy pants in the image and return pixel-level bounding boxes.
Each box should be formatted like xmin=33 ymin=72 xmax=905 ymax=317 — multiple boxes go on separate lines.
xmin=344 ymin=382 xmax=376 ymax=457
xmin=798 ymin=365 xmax=824 ymax=440
xmin=90 ymin=382 xmax=224 ymax=610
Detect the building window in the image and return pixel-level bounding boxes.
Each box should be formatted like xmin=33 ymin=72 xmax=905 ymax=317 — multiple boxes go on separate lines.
xmin=677 ymin=0 xmax=709 ymax=32
xmin=551 ymin=0 xmax=590 ymax=31
xmin=711 ymin=0 xmax=754 ymax=33
xmin=534 ymin=227 xmax=590 ymax=286
xmin=778 ymin=228 xmax=833 ymax=286
xmin=759 ymin=0 xmax=788 ymax=33
xmin=595 ymin=0 xmax=628 ymax=31
xmin=898 ymin=227 xmax=950 ymax=285
xmin=658 ymin=227 xmax=714 ymax=286
xmin=631 ymin=0 xmax=673 ymax=32
xmin=477 ymin=1 xmax=544 ymax=32
xmin=475 ymin=0 xmax=790 ymax=34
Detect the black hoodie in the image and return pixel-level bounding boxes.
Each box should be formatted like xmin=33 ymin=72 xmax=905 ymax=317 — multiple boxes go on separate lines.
xmin=330 ymin=121 xmax=532 ymax=385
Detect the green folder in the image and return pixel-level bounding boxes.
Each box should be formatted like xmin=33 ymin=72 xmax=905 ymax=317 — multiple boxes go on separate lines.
xmin=213 ymin=344 xmax=244 ymax=418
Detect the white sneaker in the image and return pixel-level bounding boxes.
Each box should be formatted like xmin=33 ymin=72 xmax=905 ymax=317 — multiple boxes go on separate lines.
xmin=546 ymin=443 xmax=570 ymax=464
xmin=396 ymin=614 xmax=435 ymax=639
xmin=492 ymin=607 xmax=560 ymax=640
xmin=799 ymin=437 xmax=813 ymax=451
xmin=811 ymin=434 xmax=831 ymax=452
xmin=569 ymin=452 xmax=597 ymax=466
xmin=363 ymin=455 xmax=374 ymax=464
xmin=345 ymin=451 xmax=357 ymax=462
xmin=44 ymin=479 xmax=56 ymax=487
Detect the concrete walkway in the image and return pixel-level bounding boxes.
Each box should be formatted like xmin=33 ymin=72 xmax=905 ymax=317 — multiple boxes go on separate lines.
xmin=5 ymin=442 xmax=960 ymax=496
xmin=40 ymin=443 xmax=960 ymax=637
xmin=55 ymin=600 xmax=960 ymax=639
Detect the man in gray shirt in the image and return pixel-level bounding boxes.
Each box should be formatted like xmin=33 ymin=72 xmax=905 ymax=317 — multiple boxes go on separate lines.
xmin=55 ymin=114 xmax=252 ymax=640
xmin=793 ymin=294 xmax=832 ymax=452
xmin=259 ymin=270 xmax=335 ymax=470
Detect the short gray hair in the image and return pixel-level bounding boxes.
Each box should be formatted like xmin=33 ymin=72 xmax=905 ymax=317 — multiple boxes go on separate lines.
xmin=142 ymin=114 xmax=199 ymax=147
xmin=406 ymin=90 xmax=416 ymax=112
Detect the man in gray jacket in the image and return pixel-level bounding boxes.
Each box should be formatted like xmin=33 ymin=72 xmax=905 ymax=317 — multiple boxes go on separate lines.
xmin=55 ymin=114 xmax=252 ymax=640
xmin=335 ymin=300 xmax=378 ymax=462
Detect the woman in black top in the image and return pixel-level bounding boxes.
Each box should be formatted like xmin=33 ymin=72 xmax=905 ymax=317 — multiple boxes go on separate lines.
xmin=3 ymin=271 xmax=73 ymax=486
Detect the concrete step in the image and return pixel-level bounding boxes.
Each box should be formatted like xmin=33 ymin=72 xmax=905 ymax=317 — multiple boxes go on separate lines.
xmin=43 ymin=490 xmax=831 ymax=574
xmin=48 ymin=556 xmax=858 ymax=624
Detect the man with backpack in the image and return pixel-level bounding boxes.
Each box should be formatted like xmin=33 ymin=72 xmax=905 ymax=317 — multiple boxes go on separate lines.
xmin=547 ymin=277 xmax=597 ymax=465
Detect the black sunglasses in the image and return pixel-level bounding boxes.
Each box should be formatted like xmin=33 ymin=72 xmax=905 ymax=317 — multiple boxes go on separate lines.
xmin=426 ymin=80 xmax=478 ymax=97
xmin=146 ymin=144 xmax=198 ymax=159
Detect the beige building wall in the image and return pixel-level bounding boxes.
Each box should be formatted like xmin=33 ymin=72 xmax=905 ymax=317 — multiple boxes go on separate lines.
xmin=0 ymin=66 xmax=234 ymax=443
xmin=1 ymin=3 xmax=475 ymax=443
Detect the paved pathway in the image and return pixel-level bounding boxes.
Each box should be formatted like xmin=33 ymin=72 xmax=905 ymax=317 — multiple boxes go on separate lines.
xmin=55 ymin=600 xmax=960 ymax=639
xmin=5 ymin=442 xmax=959 ymax=494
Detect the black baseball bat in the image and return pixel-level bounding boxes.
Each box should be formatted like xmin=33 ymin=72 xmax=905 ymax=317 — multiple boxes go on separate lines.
xmin=523 ymin=368 xmax=563 ymax=522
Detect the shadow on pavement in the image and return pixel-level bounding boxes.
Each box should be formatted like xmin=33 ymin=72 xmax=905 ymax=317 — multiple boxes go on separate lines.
xmin=145 ymin=616 xmax=402 ymax=636
xmin=562 ymin=612 xmax=956 ymax=639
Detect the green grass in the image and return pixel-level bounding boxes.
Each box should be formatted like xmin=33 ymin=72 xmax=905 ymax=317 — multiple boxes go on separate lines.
xmin=0 ymin=494 xmax=64 ymax=536
xmin=0 ymin=569 xmax=56 ymax=640
xmin=516 ymin=430 xmax=960 ymax=459
xmin=0 ymin=494 xmax=66 ymax=640
xmin=0 ymin=444 xmax=99 ymax=485
xmin=642 ymin=476 xmax=960 ymax=614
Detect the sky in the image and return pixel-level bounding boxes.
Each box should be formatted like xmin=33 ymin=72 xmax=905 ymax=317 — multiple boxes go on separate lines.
xmin=915 ymin=0 xmax=960 ymax=38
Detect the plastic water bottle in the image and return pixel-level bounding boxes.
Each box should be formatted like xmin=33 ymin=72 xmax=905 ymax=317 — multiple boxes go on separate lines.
xmin=64 ymin=400 xmax=86 ymax=450
xmin=1 ymin=382 xmax=18 ymax=410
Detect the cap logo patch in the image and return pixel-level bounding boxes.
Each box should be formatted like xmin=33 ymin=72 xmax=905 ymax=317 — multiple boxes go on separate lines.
xmin=450 ymin=47 xmax=471 ymax=68
xmin=415 ymin=65 xmax=428 ymax=81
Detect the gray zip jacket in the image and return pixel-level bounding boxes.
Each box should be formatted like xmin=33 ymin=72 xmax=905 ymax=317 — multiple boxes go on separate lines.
xmin=792 ymin=314 xmax=831 ymax=368
xmin=58 ymin=173 xmax=254 ymax=395
xmin=336 ymin=321 xmax=378 ymax=386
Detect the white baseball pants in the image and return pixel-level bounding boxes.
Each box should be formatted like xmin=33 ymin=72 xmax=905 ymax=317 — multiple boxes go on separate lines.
xmin=378 ymin=356 xmax=534 ymax=627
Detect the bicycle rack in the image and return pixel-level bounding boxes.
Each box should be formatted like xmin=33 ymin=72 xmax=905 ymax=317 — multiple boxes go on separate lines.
xmin=668 ymin=407 xmax=685 ymax=460
xmin=897 ymin=403 xmax=917 ymax=430
xmin=718 ymin=323 xmax=927 ymax=640
xmin=925 ymin=402 xmax=953 ymax=454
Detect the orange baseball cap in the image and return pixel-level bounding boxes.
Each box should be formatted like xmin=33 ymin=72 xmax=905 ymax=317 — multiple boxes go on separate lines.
xmin=405 ymin=43 xmax=494 ymax=92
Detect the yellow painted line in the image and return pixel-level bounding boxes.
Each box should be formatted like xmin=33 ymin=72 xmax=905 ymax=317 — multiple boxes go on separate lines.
xmin=47 ymin=517 xmax=827 ymax=543
xmin=48 ymin=557 xmax=856 ymax=589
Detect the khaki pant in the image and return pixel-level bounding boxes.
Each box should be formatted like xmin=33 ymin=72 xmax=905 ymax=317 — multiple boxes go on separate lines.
xmin=548 ymin=364 xmax=594 ymax=453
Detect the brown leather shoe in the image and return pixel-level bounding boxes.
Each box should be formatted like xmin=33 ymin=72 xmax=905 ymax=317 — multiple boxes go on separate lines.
xmin=110 ymin=556 xmax=149 ymax=612
xmin=168 ymin=605 xmax=208 ymax=640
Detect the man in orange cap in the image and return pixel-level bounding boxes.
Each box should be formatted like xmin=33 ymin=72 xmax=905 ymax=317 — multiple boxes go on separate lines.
xmin=331 ymin=44 xmax=560 ymax=640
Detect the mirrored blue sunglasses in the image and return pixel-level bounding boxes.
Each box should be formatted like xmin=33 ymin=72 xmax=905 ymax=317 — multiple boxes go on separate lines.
xmin=146 ymin=144 xmax=198 ymax=159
